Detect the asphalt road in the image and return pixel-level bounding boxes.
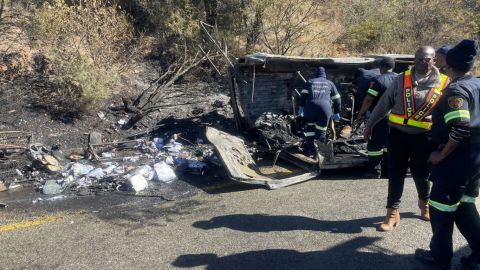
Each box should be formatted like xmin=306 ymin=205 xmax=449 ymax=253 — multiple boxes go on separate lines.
xmin=0 ymin=170 xmax=477 ymax=270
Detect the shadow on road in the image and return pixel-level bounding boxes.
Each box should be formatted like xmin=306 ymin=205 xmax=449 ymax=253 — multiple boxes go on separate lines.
xmin=172 ymin=237 xmax=414 ymax=270
xmin=192 ymin=213 xmax=418 ymax=234
xmin=173 ymin=237 xmax=474 ymax=270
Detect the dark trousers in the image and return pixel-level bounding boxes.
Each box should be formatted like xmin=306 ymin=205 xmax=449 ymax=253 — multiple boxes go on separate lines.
xmin=429 ymin=146 xmax=480 ymax=265
xmin=386 ymin=127 xmax=431 ymax=208
xmin=367 ymin=117 xmax=389 ymax=174
xmin=430 ymin=203 xmax=480 ymax=265
xmin=303 ymin=102 xmax=331 ymax=156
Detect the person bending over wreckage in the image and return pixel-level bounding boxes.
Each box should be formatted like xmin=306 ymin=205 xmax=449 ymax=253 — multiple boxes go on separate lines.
xmin=298 ymin=67 xmax=341 ymax=158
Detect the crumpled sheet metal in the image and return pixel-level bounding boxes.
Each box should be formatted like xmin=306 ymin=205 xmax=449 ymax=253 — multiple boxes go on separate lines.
xmin=206 ymin=127 xmax=317 ymax=189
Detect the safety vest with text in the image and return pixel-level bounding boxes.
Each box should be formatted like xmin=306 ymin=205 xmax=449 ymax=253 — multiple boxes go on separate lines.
xmin=388 ymin=69 xmax=449 ymax=130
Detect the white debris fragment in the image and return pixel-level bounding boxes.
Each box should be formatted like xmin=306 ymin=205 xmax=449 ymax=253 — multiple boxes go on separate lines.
xmin=70 ymin=163 xmax=95 ymax=177
xmin=153 ymin=162 xmax=177 ymax=183
xmin=8 ymin=183 xmax=21 ymax=189
xmin=104 ymin=164 xmax=118 ymax=174
xmin=101 ymin=152 xmax=115 ymax=158
xmin=76 ymin=177 xmax=93 ymax=188
xmin=46 ymin=195 xmax=67 ymax=201
xmin=164 ymin=140 xmax=182 ymax=153
xmin=43 ymin=180 xmax=63 ymax=194
xmin=165 ymin=156 xmax=175 ymax=165
xmin=128 ymin=174 xmax=148 ymax=192
xmin=122 ymin=156 xmax=140 ymax=162
xmin=130 ymin=165 xmax=155 ymax=181
xmin=86 ymin=168 xmax=105 ymax=180
xmin=117 ymin=118 xmax=127 ymax=125
xmin=32 ymin=198 xmax=43 ymax=204
xmin=97 ymin=111 xmax=106 ymax=120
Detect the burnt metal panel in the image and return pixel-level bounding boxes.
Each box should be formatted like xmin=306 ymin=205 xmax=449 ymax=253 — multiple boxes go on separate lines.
xmin=206 ymin=127 xmax=317 ymax=189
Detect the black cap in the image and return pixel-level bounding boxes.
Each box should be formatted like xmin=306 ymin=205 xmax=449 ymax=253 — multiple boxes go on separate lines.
xmin=378 ymin=57 xmax=395 ymax=70
xmin=436 ymin=45 xmax=450 ymax=56
xmin=446 ymin=39 xmax=479 ymax=72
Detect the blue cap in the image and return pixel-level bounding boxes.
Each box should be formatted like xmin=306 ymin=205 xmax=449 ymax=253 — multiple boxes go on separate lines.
xmin=315 ymin=66 xmax=326 ymax=78
xmin=446 ymin=40 xmax=478 ymax=72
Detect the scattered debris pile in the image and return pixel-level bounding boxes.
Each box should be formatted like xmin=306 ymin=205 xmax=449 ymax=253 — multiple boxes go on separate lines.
xmin=0 ymin=131 xmax=220 ymax=197
xmin=253 ymin=112 xmax=301 ymax=150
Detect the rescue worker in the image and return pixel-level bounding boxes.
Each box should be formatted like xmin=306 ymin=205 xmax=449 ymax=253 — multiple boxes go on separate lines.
xmin=357 ymin=57 xmax=398 ymax=178
xmin=364 ymin=46 xmax=449 ymax=231
xmin=298 ymin=67 xmax=341 ymax=157
xmin=352 ymin=67 xmax=381 ymax=110
xmin=414 ymin=39 xmax=480 ymax=270
xmin=435 ymin=45 xmax=450 ymax=74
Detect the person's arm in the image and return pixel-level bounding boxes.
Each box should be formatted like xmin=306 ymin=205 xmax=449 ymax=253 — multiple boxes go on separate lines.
xmin=429 ymin=89 xmax=471 ymax=164
xmin=358 ymin=96 xmax=374 ymax=120
xmin=366 ymin=77 xmax=397 ymax=128
xmin=330 ymin=82 xmax=341 ymax=114
xmin=299 ymin=82 xmax=310 ymax=107
xmin=363 ymin=77 xmax=398 ymax=141
xmin=358 ymin=81 xmax=378 ymax=121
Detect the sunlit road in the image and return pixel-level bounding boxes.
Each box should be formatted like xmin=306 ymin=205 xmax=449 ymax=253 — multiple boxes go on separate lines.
xmin=0 ymin=171 xmax=476 ymax=270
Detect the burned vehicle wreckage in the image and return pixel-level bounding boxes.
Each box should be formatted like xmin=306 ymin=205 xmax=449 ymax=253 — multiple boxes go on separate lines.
xmin=207 ymin=53 xmax=413 ymax=189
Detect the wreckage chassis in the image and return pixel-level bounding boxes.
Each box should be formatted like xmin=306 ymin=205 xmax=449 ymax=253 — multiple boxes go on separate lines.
xmin=208 ymin=53 xmax=413 ymax=188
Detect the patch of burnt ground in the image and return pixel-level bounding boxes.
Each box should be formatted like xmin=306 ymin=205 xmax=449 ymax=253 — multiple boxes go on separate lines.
xmin=0 ymin=61 xmax=242 ymax=208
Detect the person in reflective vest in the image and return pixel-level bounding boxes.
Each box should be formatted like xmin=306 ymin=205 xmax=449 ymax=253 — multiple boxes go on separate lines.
xmin=364 ymin=46 xmax=449 ymax=232
xmin=298 ymin=67 xmax=341 ymax=157
xmin=414 ymin=39 xmax=480 ymax=270
xmin=357 ymin=57 xmax=398 ymax=178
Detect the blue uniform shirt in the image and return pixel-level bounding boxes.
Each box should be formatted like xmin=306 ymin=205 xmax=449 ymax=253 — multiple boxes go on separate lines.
xmin=366 ymin=72 xmax=398 ymax=111
xmin=300 ymin=77 xmax=341 ymax=114
xmin=432 ymin=75 xmax=480 ymax=146
xmin=355 ymin=68 xmax=380 ymax=101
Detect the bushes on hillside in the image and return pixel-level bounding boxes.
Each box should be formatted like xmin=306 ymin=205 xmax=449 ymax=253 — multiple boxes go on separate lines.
xmin=337 ymin=0 xmax=480 ymax=54
xmin=32 ymin=0 xmax=135 ymax=103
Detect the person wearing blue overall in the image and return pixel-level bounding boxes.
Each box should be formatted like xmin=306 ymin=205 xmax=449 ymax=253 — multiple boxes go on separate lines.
xmin=415 ymin=39 xmax=480 ymax=270
xmin=357 ymin=57 xmax=398 ymax=178
xmin=298 ymin=67 xmax=341 ymax=157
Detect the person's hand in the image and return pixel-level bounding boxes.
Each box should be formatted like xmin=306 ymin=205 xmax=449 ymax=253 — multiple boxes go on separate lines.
xmin=429 ymin=151 xmax=444 ymax=165
xmin=363 ymin=126 xmax=372 ymax=142
xmin=332 ymin=113 xmax=340 ymax=122
xmin=298 ymin=107 xmax=304 ymax=117
xmin=357 ymin=113 xmax=365 ymax=122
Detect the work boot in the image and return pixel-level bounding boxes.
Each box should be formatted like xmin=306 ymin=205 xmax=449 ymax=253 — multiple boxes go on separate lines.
xmin=379 ymin=208 xmax=400 ymax=232
xmin=461 ymin=254 xmax=480 ymax=270
xmin=418 ymin=199 xmax=430 ymax=221
xmin=415 ymin=249 xmax=451 ymax=270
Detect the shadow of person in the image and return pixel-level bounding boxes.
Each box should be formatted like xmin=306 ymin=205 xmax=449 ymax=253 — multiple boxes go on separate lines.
xmin=192 ymin=212 xmax=418 ymax=234
xmin=173 ymin=238 xmax=475 ymax=270
xmin=172 ymin=236 xmax=416 ymax=270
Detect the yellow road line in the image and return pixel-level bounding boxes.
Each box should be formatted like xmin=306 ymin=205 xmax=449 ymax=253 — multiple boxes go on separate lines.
xmin=0 ymin=213 xmax=79 ymax=233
